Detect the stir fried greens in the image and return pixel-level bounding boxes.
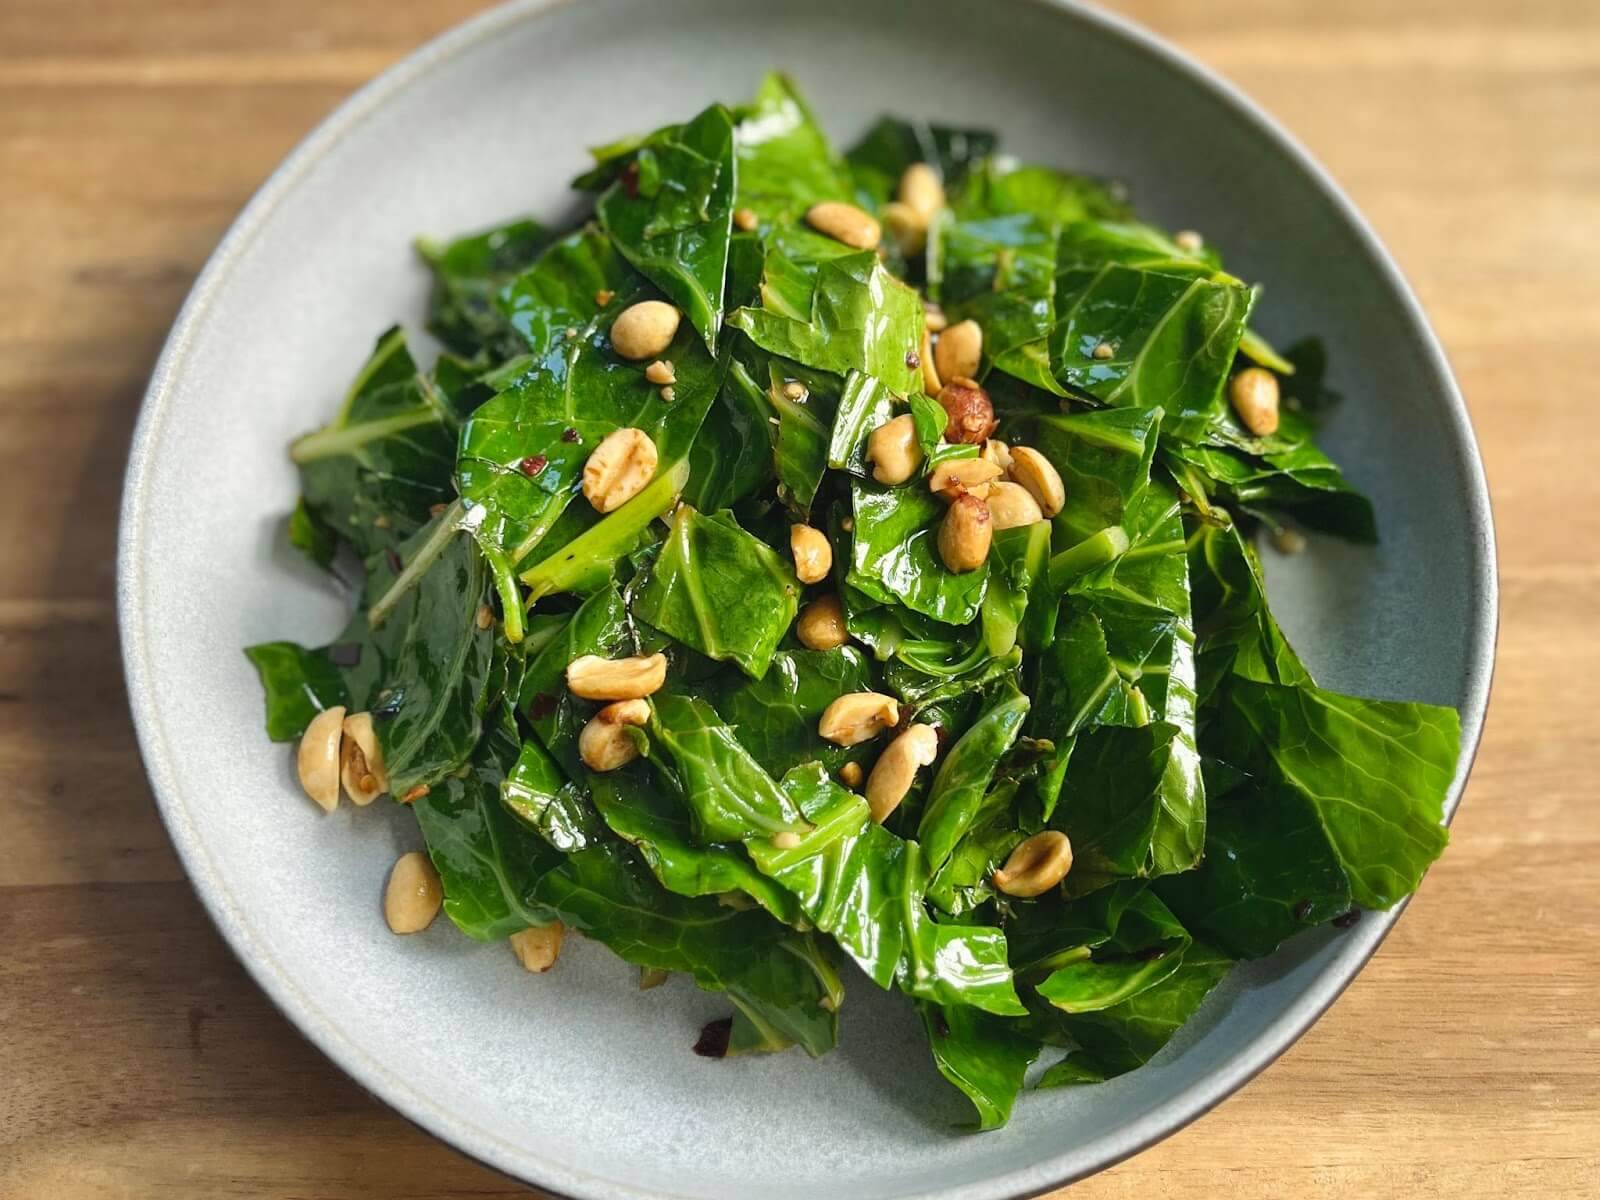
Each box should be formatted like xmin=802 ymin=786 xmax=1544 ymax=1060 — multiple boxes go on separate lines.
xmin=247 ymin=75 xmax=1458 ymax=1129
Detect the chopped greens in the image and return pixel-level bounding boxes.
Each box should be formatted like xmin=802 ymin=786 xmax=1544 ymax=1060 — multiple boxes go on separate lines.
xmin=248 ymin=74 xmax=1459 ymax=1130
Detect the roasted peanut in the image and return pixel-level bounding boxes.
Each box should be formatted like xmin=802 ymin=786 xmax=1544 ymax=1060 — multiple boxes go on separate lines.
xmin=796 ymin=594 xmax=849 ymax=650
xmin=384 ymin=851 xmax=443 ymax=933
xmin=818 ymin=692 xmax=900 ymax=746
xmin=986 ymin=481 xmax=1045 ymax=530
xmin=609 ymin=300 xmax=680 ymax=360
xmin=937 ymin=378 xmax=998 ymax=445
xmin=934 ymin=320 xmax=983 ymax=384
xmin=839 ymin=761 xmax=864 ymax=789
xmin=865 ymin=724 xmax=939 ymax=823
xmin=1271 ymin=526 xmax=1307 ymax=556
xmin=928 ymin=456 xmax=1003 ymax=500
xmin=866 ymin=413 xmax=924 ymax=485
xmin=340 ymin=711 xmax=387 ymax=806
xmin=1173 ymin=229 xmax=1204 ymax=253
xmin=923 ymin=301 xmax=948 ymax=333
xmin=771 ymin=831 xmax=803 ymax=851
xmin=898 ymin=163 xmax=945 ymax=224
xmin=644 ymin=359 xmax=675 ymax=385
xmin=1229 ymin=367 xmax=1280 ymax=436
xmin=296 ymin=705 xmax=346 ymax=813
xmin=566 ymin=653 xmax=668 ymax=701
xmin=578 ymin=714 xmax=642 ymax=772
xmin=881 ymin=201 xmax=927 ymax=256
xmin=582 ymin=427 xmax=658 ymax=512
xmin=805 ymin=201 xmax=881 ymax=250
xmin=509 ymin=923 xmax=564 ymax=972
xmin=733 ymin=207 xmax=759 ymax=232
xmin=598 ymin=698 xmax=651 ymax=726
xmin=981 ymin=438 xmax=1013 ymax=474
xmin=790 ymin=524 xmax=833 ymax=584
xmin=938 ymin=493 xmax=992 ymax=572
xmin=992 ymin=831 xmax=1073 ymax=897
xmin=919 ymin=328 xmax=942 ymax=395
xmin=1008 ymin=446 xmax=1066 ymax=517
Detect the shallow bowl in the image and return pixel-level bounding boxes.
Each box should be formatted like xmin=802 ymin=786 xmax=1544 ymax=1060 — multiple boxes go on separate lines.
xmin=118 ymin=1 xmax=1496 ymax=1196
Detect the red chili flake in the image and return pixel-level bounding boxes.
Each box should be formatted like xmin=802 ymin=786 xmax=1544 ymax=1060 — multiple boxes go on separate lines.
xmin=692 ymin=1017 xmax=732 ymax=1058
xmin=519 ymin=454 xmax=548 ymax=477
xmin=905 ymin=349 xmax=921 ymax=369
xmin=621 ymin=160 xmax=641 ymax=198
xmin=1293 ymin=900 xmax=1314 ymax=922
xmin=428 ymin=502 xmax=447 ymax=517
xmin=384 ymin=547 xmax=403 ymax=575
xmin=560 ymin=427 xmax=580 ymax=443
xmin=528 ymin=693 xmax=558 ymax=721
xmin=400 ymin=784 xmax=430 ymax=804
xmin=1332 ymin=909 xmax=1362 ymax=928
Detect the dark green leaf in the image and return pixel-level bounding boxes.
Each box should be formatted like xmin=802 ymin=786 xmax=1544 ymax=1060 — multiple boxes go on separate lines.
xmin=919 ymin=679 xmax=1030 ymax=871
xmin=848 ymin=478 xmax=989 ymax=627
xmin=919 ymin=1002 xmax=1040 ymax=1131
xmin=708 ymin=646 xmax=876 ymax=777
xmin=242 ymin=641 xmax=349 ymax=742
xmin=416 ymin=217 xmax=550 ymax=360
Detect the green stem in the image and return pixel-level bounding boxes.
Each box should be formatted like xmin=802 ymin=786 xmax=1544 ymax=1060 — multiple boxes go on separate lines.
xmin=1047 ymin=525 xmax=1130 ymax=591
xmin=369 ymin=500 xmax=465 ymax=629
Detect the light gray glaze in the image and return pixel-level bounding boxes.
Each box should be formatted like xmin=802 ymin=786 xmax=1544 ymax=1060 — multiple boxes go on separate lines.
xmin=117 ymin=1 xmax=1497 ymax=1196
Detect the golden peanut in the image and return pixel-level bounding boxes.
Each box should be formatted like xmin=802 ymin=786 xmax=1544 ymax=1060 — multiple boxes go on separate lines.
xmin=898 ymin=163 xmax=946 ymax=224
xmin=928 ymin=457 xmax=1003 ymax=501
xmin=938 ymin=493 xmax=992 ymax=572
xmin=934 ymin=320 xmax=983 ymax=384
xmin=881 ymin=201 xmax=927 ymax=256
xmin=340 ymin=711 xmax=387 ymax=806
xmin=1008 ymin=446 xmax=1066 ymax=517
xmin=790 ymin=524 xmax=833 ymax=584
xmin=598 ymin=698 xmax=651 ymax=726
xmin=865 ymin=724 xmax=939 ymax=823
xmin=981 ymin=438 xmax=1013 ymax=474
xmin=839 ymin=761 xmax=864 ymax=789
xmin=1174 ymin=229 xmax=1204 ymax=253
xmin=993 ymin=831 xmax=1074 ymax=897
xmin=923 ymin=301 xmax=948 ymax=333
xmin=296 ymin=705 xmax=346 ymax=813
xmin=771 ymin=831 xmax=803 ymax=850
xmin=1230 ymin=367 xmax=1281 ymax=436
xmin=609 ymin=300 xmax=680 ymax=360
xmin=639 ymin=966 xmax=670 ymax=990
xmin=1271 ymin=526 xmax=1307 ymax=556
xmin=818 ymin=692 xmax=900 ymax=746
xmin=644 ymin=359 xmax=675 ymax=385
xmin=866 ymin=413 xmax=923 ymax=485
xmin=582 ymin=427 xmax=658 ymax=513
xmin=805 ymin=201 xmax=881 ymax=250
xmin=987 ymin=481 xmax=1044 ymax=530
xmin=578 ymin=715 xmax=641 ymax=772
xmin=384 ymin=851 xmax=443 ymax=933
xmin=566 ymin=653 xmax=668 ymax=701
xmin=509 ymin=923 xmax=564 ymax=972
xmin=733 ymin=207 xmax=759 ymax=232
xmin=796 ymin=594 xmax=849 ymax=650
xmin=919 ymin=328 xmax=942 ymax=395
xmin=937 ymin=378 xmax=998 ymax=445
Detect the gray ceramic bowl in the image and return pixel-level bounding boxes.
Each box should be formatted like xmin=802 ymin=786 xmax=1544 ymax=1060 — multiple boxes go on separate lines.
xmin=118 ymin=1 xmax=1496 ymax=1196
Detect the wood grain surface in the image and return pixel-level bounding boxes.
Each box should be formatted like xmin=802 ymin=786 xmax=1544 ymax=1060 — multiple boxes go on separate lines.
xmin=2 ymin=1 xmax=1597 ymax=1196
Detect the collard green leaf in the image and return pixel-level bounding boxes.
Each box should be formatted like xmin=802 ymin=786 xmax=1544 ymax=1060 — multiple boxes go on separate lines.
xmin=291 ymin=329 xmax=457 ymax=561
xmin=632 ymin=506 xmax=800 ymax=679
xmin=1032 ymin=887 xmax=1191 ymax=1014
xmin=243 ymin=641 xmax=349 ymax=743
xmin=935 ymin=213 xmax=1061 ymax=394
xmin=589 ymin=764 xmax=803 ymax=923
xmin=599 ymin=104 xmax=735 ymax=347
xmin=1188 ymin=520 xmax=1310 ymax=703
xmin=1156 ymin=773 xmax=1353 ymax=959
xmin=848 ymin=478 xmax=989 ymax=627
xmin=926 ymin=780 xmax=1026 ymax=916
xmin=647 ymin=692 xmax=808 ymax=841
xmin=518 ymin=585 xmax=631 ymax=769
xmin=1216 ymin=680 xmax=1457 ymax=910
xmin=733 ymin=74 xmax=853 ymax=221
xmin=459 ymin=234 xmax=721 ymax=566
xmin=501 ymin=735 xmax=606 ymax=853
xmin=981 ymin=520 xmax=1051 ymax=657
xmin=417 ymin=217 xmax=550 ymax=360
xmin=1023 ymin=407 xmax=1160 ymax=546
xmin=844 ymin=116 xmax=998 ymax=208
xmin=825 ymin=370 xmax=898 ymax=477
xmin=286 ymin=495 xmax=338 ymax=570
xmin=919 ymin=1002 xmax=1040 ymax=1131
xmin=708 ymin=646 xmax=876 ymax=777
xmin=413 ymin=714 xmax=560 ymax=940
xmin=684 ymin=357 xmax=776 ymax=511
xmin=731 ymin=251 xmax=924 ymax=396
xmin=1036 ymin=941 xmax=1232 ymax=1078
xmin=952 ymin=160 xmax=1131 ymax=227
xmin=919 ymin=679 xmax=1030 ymax=872
xmin=532 ymin=842 xmax=839 ymax=1056
xmin=1048 ymin=265 xmax=1253 ymax=442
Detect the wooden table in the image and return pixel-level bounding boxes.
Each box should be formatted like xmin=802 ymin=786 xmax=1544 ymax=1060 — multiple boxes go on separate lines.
xmin=3 ymin=1 xmax=1597 ymax=1195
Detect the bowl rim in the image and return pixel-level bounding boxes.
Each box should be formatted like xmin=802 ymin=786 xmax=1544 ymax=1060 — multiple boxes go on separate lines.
xmin=117 ymin=1 xmax=1498 ymax=1196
